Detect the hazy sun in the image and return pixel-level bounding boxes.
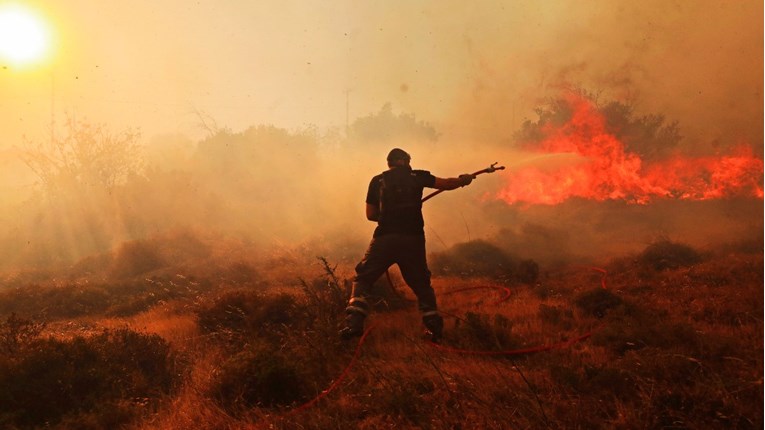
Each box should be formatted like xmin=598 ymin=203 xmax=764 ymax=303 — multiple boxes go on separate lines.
xmin=0 ymin=4 xmax=51 ymax=67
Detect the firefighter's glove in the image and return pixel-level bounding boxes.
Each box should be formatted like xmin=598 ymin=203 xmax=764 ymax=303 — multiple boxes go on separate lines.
xmin=458 ymin=174 xmax=475 ymax=186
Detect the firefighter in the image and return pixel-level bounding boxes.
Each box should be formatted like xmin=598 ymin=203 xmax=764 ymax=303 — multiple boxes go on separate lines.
xmin=340 ymin=148 xmax=475 ymax=342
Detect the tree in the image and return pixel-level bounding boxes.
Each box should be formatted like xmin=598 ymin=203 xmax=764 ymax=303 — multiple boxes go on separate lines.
xmin=20 ymin=116 xmax=143 ymax=195
xmin=349 ymin=103 xmax=439 ymax=143
xmin=514 ymin=92 xmax=681 ymax=160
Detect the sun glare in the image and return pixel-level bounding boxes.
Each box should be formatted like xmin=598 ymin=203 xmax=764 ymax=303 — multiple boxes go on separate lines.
xmin=0 ymin=4 xmax=51 ymax=67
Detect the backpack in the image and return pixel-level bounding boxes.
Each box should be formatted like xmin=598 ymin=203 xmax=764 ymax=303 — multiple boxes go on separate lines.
xmin=378 ymin=168 xmax=421 ymax=220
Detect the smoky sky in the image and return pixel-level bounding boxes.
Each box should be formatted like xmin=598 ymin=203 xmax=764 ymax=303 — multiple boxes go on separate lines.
xmin=0 ymin=0 xmax=760 ymax=147
xmin=0 ymin=1 xmax=761 ymax=270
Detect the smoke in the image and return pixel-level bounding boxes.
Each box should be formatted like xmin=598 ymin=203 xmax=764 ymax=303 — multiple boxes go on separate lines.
xmin=0 ymin=1 xmax=761 ymax=275
xmin=441 ymin=0 xmax=763 ymax=152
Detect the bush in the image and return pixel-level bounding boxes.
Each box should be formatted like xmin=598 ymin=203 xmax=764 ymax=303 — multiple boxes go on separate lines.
xmin=574 ymin=288 xmax=623 ymax=318
xmin=196 ymin=290 xmax=303 ymax=343
xmin=638 ymin=240 xmax=702 ymax=271
xmin=538 ymin=304 xmax=574 ymax=328
xmin=0 ymin=328 xmax=176 ymax=429
xmin=109 ymin=239 xmax=166 ymax=278
xmin=211 ymin=344 xmax=308 ymax=412
xmin=0 ymin=283 xmax=112 ymax=320
xmin=300 ymin=276 xmax=347 ymax=334
xmin=451 ymin=312 xmax=519 ymax=350
xmin=0 ymin=276 xmax=206 ymax=321
xmin=0 ymin=313 xmax=45 ymax=355
xmin=431 ymin=240 xmax=539 ymax=284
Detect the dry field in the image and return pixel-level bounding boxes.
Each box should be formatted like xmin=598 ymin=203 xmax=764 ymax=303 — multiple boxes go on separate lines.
xmin=0 ymin=238 xmax=761 ymax=429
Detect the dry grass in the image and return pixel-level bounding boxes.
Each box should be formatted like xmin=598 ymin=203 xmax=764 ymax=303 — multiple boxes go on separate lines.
xmin=0 ymin=244 xmax=761 ymax=429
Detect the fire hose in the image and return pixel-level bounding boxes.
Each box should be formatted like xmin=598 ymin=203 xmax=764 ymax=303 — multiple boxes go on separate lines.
xmin=290 ymin=162 xmax=606 ymax=414
xmin=421 ymin=161 xmax=506 ymax=203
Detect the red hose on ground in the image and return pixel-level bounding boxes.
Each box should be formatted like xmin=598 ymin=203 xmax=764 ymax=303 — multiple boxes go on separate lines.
xmin=290 ymin=267 xmax=608 ymax=412
xmin=289 ymin=323 xmax=376 ymax=415
xmin=286 ymin=164 xmax=608 ymax=413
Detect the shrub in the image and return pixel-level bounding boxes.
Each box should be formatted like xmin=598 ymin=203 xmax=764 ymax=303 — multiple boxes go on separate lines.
xmin=300 ymin=277 xmax=347 ymax=334
xmin=0 ymin=283 xmax=112 ymax=320
xmin=583 ymin=365 xmax=637 ymax=400
xmin=211 ymin=344 xmax=308 ymax=412
xmin=196 ymin=290 xmax=303 ymax=343
xmin=299 ymin=257 xmax=348 ymax=329
xmin=638 ymin=240 xmax=702 ymax=271
xmin=574 ymin=288 xmax=623 ymax=318
xmin=0 ymin=277 xmax=205 ymax=321
xmin=538 ymin=304 xmax=574 ymax=328
xmin=109 ymin=239 xmax=166 ymax=278
xmin=451 ymin=312 xmax=519 ymax=350
xmin=431 ymin=240 xmax=539 ymax=284
xmin=0 ymin=328 xmax=176 ymax=429
xmin=0 ymin=313 xmax=45 ymax=355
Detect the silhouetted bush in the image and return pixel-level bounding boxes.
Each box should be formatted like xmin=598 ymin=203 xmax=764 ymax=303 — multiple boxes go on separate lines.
xmin=299 ymin=258 xmax=347 ymax=335
xmin=451 ymin=312 xmax=519 ymax=350
xmin=583 ymin=365 xmax=637 ymax=400
xmin=638 ymin=240 xmax=702 ymax=271
xmin=0 ymin=283 xmax=112 ymax=320
xmin=211 ymin=344 xmax=308 ymax=412
xmin=538 ymin=304 xmax=574 ymax=328
xmin=0 ymin=276 xmax=205 ymax=321
xmin=574 ymin=288 xmax=623 ymax=318
xmin=0 ymin=313 xmax=45 ymax=355
xmin=196 ymin=290 xmax=302 ymax=344
xmin=517 ymin=259 xmax=540 ymax=284
xmin=0 ymin=328 xmax=176 ymax=429
xmin=109 ymin=239 xmax=166 ymax=278
xmin=431 ymin=240 xmax=539 ymax=284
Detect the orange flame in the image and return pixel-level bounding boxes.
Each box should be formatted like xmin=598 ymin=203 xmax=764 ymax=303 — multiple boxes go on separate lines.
xmin=497 ymin=95 xmax=764 ymax=205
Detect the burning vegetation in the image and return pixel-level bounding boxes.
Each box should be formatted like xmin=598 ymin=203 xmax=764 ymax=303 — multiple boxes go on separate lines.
xmin=499 ymin=92 xmax=763 ymax=205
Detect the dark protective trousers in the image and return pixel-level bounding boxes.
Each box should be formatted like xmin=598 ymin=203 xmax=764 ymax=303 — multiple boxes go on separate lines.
xmin=347 ymin=233 xmax=439 ymax=320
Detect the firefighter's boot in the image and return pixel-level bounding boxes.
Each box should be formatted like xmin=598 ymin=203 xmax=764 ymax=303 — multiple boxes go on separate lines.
xmin=339 ymin=297 xmax=368 ymax=340
xmin=422 ymin=312 xmax=444 ymax=343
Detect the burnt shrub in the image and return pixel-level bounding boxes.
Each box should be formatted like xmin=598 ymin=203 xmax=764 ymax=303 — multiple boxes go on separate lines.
xmin=538 ymin=304 xmax=574 ymax=329
xmin=0 ymin=283 xmax=112 ymax=320
xmin=431 ymin=240 xmax=539 ymax=284
xmin=196 ymin=289 xmax=303 ymax=343
xmin=211 ymin=343 xmax=308 ymax=412
xmin=638 ymin=240 xmax=702 ymax=271
xmin=0 ymin=276 xmax=206 ymax=321
xmin=223 ymin=261 xmax=260 ymax=285
xmin=300 ymin=276 xmax=346 ymax=335
xmin=583 ymin=365 xmax=637 ymax=400
xmin=109 ymin=239 xmax=166 ymax=278
xmin=574 ymin=288 xmax=623 ymax=318
xmin=450 ymin=312 xmax=519 ymax=350
xmin=0 ymin=328 xmax=176 ymax=429
xmin=0 ymin=313 xmax=45 ymax=354
xmin=592 ymin=305 xmax=703 ymax=356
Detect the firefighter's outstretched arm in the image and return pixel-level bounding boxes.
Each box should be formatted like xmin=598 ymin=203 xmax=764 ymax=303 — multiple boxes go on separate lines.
xmin=433 ymin=174 xmax=475 ymax=190
xmin=423 ymin=163 xmax=504 ymax=203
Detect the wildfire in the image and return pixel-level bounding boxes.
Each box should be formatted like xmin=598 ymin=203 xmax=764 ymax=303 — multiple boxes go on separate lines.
xmin=497 ymin=94 xmax=764 ymax=205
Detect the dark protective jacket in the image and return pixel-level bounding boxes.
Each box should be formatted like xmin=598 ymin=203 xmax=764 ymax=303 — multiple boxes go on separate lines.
xmin=365 ymin=166 xmax=435 ymax=237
